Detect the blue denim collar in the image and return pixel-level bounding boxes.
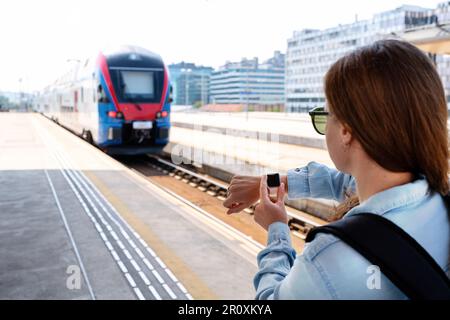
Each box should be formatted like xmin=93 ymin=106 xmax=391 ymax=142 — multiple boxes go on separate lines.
xmin=344 ymin=176 xmax=430 ymax=218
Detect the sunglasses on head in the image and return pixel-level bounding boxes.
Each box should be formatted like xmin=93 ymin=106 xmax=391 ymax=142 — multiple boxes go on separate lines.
xmin=308 ymin=106 xmax=329 ymax=135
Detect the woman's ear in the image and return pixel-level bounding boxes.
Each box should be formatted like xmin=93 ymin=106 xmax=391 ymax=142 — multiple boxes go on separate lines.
xmin=340 ymin=122 xmax=353 ymax=146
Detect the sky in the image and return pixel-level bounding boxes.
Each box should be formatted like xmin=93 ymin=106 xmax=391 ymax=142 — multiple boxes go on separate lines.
xmin=0 ymin=0 xmax=444 ymax=92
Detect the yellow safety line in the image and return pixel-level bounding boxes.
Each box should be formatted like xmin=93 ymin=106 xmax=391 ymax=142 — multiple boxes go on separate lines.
xmin=84 ymin=171 xmax=219 ymax=300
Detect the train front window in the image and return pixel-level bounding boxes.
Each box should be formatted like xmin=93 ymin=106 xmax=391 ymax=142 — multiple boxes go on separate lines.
xmin=121 ymin=71 xmax=154 ymax=99
xmin=110 ymin=68 xmax=164 ymax=103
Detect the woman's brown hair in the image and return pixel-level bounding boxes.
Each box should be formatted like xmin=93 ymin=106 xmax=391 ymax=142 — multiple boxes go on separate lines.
xmin=324 ymin=39 xmax=449 ymax=219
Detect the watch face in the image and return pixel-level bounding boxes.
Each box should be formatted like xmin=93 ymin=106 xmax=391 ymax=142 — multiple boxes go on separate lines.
xmin=267 ymin=173 xmax=280 ymax=188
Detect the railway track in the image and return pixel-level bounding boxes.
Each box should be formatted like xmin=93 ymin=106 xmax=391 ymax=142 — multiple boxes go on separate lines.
xmin=122 ymin=154 xmax=326 ymax=244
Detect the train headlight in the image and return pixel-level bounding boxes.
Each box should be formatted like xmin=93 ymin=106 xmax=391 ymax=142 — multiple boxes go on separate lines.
xmin=156 ymin=111 xmax=168 ymax=118
xmin=108 ymin=111 xmax=117 ymax=118
xmin=107 ymin=111 xmax=124 ymax=119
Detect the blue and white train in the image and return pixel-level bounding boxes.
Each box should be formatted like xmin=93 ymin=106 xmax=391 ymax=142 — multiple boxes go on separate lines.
xmin=34 ymin=46 xmax=171 ymax=155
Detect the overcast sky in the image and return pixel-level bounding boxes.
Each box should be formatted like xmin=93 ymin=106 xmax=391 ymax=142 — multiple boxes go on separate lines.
xmin=0 ymin=0 xmax=443 ymax=92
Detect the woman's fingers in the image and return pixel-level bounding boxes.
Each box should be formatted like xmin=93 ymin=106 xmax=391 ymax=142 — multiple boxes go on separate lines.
xmin=277 ymin=183 xmax=286 ymax=204
xmin=259 ymin=175 xmax=270 ymax=203
xmin=226 ymin=203 xmax=247 ymax=215
xmin=223 ymin=188 xmax=247 ymax=207
xmin=223 ymin=175 xmax=261 ymax=213
xmin=223 ymin=196 xmax=234 ymax=208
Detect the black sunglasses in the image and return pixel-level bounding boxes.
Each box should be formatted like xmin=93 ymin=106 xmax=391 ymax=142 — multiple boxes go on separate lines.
xmin=308 ymin=107 xmax=329 ymax=135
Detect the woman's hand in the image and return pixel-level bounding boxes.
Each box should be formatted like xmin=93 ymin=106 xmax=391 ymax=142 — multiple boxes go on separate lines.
xmin=223 ymin=175 xmax=261 ymax=214
xmin=253 ymin=175 xmax=288 ymax=231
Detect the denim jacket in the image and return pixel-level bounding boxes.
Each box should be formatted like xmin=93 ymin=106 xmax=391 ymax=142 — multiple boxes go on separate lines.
xmin=254 ymin=161 xmax=450 ymax=299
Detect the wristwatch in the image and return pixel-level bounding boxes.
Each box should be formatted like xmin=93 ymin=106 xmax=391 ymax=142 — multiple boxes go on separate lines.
xmin=267 ymin=173 xmax=280 ymax=201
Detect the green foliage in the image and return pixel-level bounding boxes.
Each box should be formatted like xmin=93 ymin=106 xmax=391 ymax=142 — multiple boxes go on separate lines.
xmin=193 ymin=100 xmax=203 ymax=109
xmin=0 ymin=95 xmax=10 ymax=109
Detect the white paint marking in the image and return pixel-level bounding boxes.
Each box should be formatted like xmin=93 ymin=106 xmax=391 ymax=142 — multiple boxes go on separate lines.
xmin=100 ymin=232 xmax=108 ymax=242
xmin=117 ymin=260 xmax=128 ymax=273
xmin=128 ymin=239 xmax=137 ymax=248
xmin=111 ymin=250 xmax=120 ymax=261
xmin=134 ymin=287 xmax=145 ymax=300
xmin=162 ymin=284 xmax=177 ymax=299
xmin=165 ymin=269 xmax=178 ymax=283
xmin=152 ymin=270 xmax=164 ymax=284
xmin=138 ymin=271 xmax=151 ymax=286
xmin=120 ymin=229 xmax=130 ymax=240
xmin=148 ymin=285 xmax=162 ymax=300
xmin=155 ymin=257 xmax=166 ymax=269
xmin=146 ymin=247 xmax=156 ymax=257
xmin=116 ymin=240 xmax=125 ymax=250
xmin=135 ymin=248 xmax=145 ymax=259
xmin=110 ymin=231 xmax=119 ymax=241
xmin=177 ymin=282 xmax=188 ymax=294
xmin=105 ymin=241 xmax=114 ymax=251
xmin=123 ymin=249 xmax=132 ymax=260
xmin=143 ymin=258 xmax=154 ymax=271
xmin=95 ymin=223 xmax=102 ymax=233
xmin=130 ymin=259 xmax=141 ymax=272
xmin=125 ymin=273 xmax=137 ymax=287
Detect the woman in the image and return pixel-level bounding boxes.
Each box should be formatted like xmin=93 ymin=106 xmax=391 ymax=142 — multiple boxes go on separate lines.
xmin=223 ymin=39 xmax=450 ymax=299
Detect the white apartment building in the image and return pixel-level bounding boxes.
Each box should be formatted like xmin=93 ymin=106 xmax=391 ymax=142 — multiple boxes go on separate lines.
xmin=210 ymin=52 xmax=285 ymax=106
xmin=286 ymin=5 xmax=444 ymax=112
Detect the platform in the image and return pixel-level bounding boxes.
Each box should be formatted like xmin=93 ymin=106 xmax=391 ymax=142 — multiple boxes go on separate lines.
xmin=171 ymin=111 xmax=327 ymax=149
xmin=0 ymin=112 xmax=259 ymax=300
xmin=165 ymin=113 xmax=334 ymax=178
xmin=168 ymin=110 xmax=333 ymax=175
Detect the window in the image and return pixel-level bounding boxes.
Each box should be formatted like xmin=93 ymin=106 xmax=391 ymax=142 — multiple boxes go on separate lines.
xmin=110 ymin=69 xmax=164 ymax=103
xmin=121 ymin=71 xmax=155 ymax=97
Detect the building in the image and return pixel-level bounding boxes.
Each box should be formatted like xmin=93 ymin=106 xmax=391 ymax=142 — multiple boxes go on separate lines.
xmin=0 ymin=91 xmax=33 ymax=110
xmin=168 ymin=62 xmax=213 ymax=106
xmin=285 ymin=5 xmax=442 ymax=112
xmin=210 ymin=51 xmax=285 ymax=109
xmin=433 ymin=2 xmax=450 ymax=104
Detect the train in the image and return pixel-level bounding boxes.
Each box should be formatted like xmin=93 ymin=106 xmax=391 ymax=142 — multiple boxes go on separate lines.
xmin=34 ymin=45 xmax=172 ymax=155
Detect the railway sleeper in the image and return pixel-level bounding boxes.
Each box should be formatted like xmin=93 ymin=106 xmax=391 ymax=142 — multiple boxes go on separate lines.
xmin=289 ymin=219 xmax=312 ymax=239
xmin=206 ymin=185 xmax=220 ymax=196
xmin=197 ymin=181 xmax=211 ymax=192
xmin=189 ymin=178 xmax=200 ymax=187
xmin=182 ymin=173 xmax=192 ymax=183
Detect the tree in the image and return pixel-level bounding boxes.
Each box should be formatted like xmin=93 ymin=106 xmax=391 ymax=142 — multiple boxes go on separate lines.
xmin=193 ymin=100 xmax=203 ymax=109
xmin=0 ymin=95 xmax=10 ymax=110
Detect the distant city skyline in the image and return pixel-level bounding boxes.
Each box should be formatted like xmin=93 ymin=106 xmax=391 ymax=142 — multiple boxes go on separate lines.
xmin=0 ymin=0 xmax=443 ymax=92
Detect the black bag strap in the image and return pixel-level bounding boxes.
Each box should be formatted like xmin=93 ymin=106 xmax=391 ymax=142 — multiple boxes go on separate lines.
xmin=305 ymin=212 xmax=450 ymax=300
